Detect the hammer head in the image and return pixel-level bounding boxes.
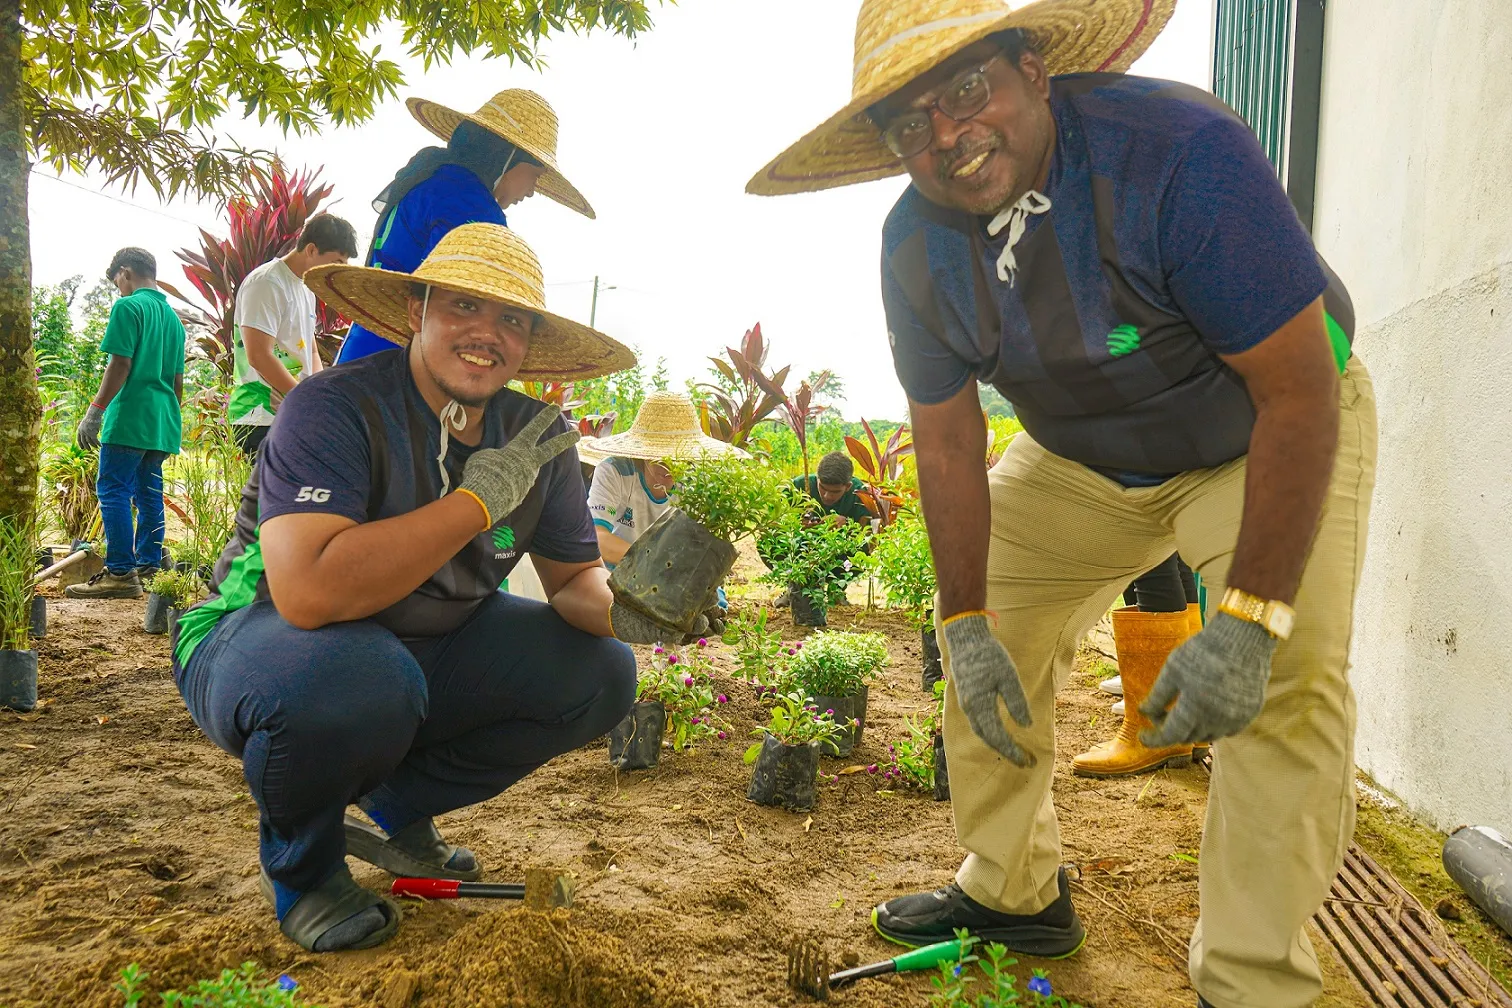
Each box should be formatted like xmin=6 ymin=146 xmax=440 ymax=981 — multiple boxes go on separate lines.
xmin=523 ymin=868 xmax=576 ymax=910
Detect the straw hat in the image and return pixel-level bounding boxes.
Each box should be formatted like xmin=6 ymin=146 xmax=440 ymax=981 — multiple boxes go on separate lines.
xmin=746 ymin=0 xmax=1174 ymax=196
xmin=407 ymin=89 xmax=595 ymax=219
xmin=305 ymin=223 xmax=636 ymax=382
xmin=579 ymin=392 xmax=749 ymax=462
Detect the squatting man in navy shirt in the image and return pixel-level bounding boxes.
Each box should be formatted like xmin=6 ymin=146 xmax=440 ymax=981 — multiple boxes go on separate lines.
xmin=171 ymin=223 xmax=698 ymax=953
xmin=749 ymin=1 xmax=1376 ymax=1006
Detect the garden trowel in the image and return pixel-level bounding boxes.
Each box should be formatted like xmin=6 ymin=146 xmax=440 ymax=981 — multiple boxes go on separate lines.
xmin=787 ymin=936 xmax=967 ymax=1000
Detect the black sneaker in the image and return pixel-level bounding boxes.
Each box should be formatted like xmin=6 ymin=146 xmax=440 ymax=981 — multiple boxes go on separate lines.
xmin=871 ymin=867 xmax=1086 ymax=958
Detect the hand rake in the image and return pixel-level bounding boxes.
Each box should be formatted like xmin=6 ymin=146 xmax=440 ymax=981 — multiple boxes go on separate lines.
xmin=787 ymin=936 xmax=968 ymax=1000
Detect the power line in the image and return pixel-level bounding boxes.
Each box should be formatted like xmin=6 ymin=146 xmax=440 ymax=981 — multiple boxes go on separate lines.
xmin=28 ymin=168 xmax=213 ymax=229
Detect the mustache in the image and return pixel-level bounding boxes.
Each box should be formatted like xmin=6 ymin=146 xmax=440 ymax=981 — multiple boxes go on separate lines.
xmin=453 ymin=343 xmax=506 ymax=366
xmin=937 ymin=135 xmax=1001 ymax=183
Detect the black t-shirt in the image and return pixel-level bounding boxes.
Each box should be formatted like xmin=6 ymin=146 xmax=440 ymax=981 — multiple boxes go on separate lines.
xmin=175 ymin=348 xmax=598 ymax=663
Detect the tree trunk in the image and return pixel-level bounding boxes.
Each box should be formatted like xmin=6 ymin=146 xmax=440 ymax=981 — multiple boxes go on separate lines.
xmin=0 ymin=0 xmax=40 ymax=529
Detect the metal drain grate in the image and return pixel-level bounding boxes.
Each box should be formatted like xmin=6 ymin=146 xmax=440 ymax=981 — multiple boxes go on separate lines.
xmin=1315 ymin=846 xmax=1512 ymax=1008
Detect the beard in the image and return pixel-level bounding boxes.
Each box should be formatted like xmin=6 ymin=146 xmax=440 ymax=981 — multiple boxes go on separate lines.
xmin=418 ymin=339 xmax=503 ymax=407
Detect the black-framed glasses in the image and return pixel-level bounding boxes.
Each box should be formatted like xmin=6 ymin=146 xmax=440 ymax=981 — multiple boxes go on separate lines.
xmin=880 ymin=54 xmax=1003 ymax=159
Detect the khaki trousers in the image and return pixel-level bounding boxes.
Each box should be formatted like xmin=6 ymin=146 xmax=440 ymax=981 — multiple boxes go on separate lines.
xmin=939 ymin=362 xmax=1377 ymax=1008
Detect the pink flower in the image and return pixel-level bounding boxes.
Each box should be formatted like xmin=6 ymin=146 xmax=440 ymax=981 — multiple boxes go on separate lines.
xmin=667 ymin=655 xmax=679 ymax=665
xmin=716 ymin=694 xmax=729 ymax=704
xmin=717 ymin=731 xmax=728 ymax=740
xmin=684 ymin=676 xmax=694 ymax=687
xmin=653 ymin=646 xmax=665 ymax=655
xmin=691 ymin=717 xmax=701 ymax=724
xmin=825 ymin=708 xmax=835 ymax=716
xmin=697 ymin=638 xmax=708 ymax=647
xmin=866 ymin=764 xmax=878 ymax=774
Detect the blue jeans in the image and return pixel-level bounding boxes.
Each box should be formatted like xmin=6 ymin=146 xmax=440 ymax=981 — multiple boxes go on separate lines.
xmin=97 ymin=444 xmax=169 ymax=575
xmin=174 ymin=592 xmax=635 ymax=897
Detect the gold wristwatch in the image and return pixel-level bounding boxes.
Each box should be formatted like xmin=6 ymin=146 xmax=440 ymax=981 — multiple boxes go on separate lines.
xmin=1218 ymin=587 xmax=1295 ymax=640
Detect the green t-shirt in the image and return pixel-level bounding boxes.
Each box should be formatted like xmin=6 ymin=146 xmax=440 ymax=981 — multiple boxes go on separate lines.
xmin=99 ymin=288 xmax=186 ymax=454
xmin=791 ymin=475 xmax=877 ymax=524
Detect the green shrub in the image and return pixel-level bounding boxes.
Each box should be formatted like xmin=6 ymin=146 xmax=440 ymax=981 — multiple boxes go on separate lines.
xmin=146 ymin=568 xmax=207 ymax=609
xmin=743 ymin=690 xmax=848 ymax=757
xmin=116 ymin=961 xmax=318 ymax=1007
xmin=721 ymin=608 xmax=792 ymax=690
xmin=788 ymin=631 xmax=888 ymax=697
xmin=667 ymin=454 xmax=790 ymax=542
xmin=756 ymin=511 xmax=871 ymax=611
xmin=867 ymin=509 xmax=935 ymax=626
xmin=0 ymin=516 xmax=38 ymax=652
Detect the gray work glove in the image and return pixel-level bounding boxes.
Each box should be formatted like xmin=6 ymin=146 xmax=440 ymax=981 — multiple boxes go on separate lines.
xmin=1140 ymin=611 xmax=1279 ymax=747
xmin=941 ymin=613 xmax=1034 ymax=768
xmin=609 ymin=601 xmax=709 ymax=646
xmin=456 ymin=406 xmax=580 ymax=526
xmin=76 ymin=404 xmax=104 ymax=451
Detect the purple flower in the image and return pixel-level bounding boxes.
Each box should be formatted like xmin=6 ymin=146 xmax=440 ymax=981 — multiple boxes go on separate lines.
xmin=667 ymin=655 xmax=680 ymax=665
xmin=653 ymin=646 xmax=665 ymax=655
xmin=795 ymin=642 xmax=803 ymax=649
xmin=1028 ymin=976 xmax=1052 ymax=997
xmin=684 ymin=675 xmax=694 ymax=686
xmin=953 ymin=965 xmax=963 ymax=978
xmin=825 ymin=708 xmax=835 ymax=716
xmin=691 ymin=717 xmax=701 ymax=724
xmin=786 ymin=648 xmax=796 ymax=656
xmin=866 ymin=764 xmax=878 ymax=774
xmin=717 ymin=731 xmax=728 ymax=740
xmin=717 ymin=694 xmax=729 ymax=704
xmin=697 ymin=638 xmax=708 ymax=647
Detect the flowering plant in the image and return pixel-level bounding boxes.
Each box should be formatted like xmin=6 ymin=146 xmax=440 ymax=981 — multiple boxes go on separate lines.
xmin=743 ymin=690 xmax=849 ymax=761
xmin=637 ymin=640 xmax=730 ymax=750
xmin=757 ymin=510 xmax=871 ymax=612
xmin=929 ymin=930 xmax=1084 ymax=1007
xmin=884 ymin=680 xmax=946 ymax=790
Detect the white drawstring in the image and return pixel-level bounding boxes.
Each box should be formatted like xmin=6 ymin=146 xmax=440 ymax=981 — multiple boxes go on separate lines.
xmin=986 ymin=190 xmax=1052 ymax=286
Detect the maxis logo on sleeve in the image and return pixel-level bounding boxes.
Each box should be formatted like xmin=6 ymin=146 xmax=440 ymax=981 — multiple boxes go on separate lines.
xmin=1106 ymin=324 xmax=1142 ymax=358
xmin=490 ymin=525 xmax=517 ymax=560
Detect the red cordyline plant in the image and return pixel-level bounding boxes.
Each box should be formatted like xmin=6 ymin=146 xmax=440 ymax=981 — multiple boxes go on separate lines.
xmin=517 ymin=381 xmax=586 ymax=417
xmin=696 ymin=323 xmax=791 ymax=449
xmin=171 ymin=163 xmax=347 ymax=378
xmin=845 ymin=419 xmax=914 ymax=526
xmin=755 ymin=368 xmax=832 ymax=488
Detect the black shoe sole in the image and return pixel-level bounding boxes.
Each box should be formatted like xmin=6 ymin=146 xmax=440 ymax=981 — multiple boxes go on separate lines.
xmin=342 ymin=816 xmax=482 ymax=882
xmin=870 ymin=906 xmax=1087 ymax=960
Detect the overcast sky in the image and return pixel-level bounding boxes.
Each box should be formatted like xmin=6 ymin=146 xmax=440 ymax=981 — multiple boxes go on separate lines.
xmin=28 ymin=0 xmax=1215 ymax=421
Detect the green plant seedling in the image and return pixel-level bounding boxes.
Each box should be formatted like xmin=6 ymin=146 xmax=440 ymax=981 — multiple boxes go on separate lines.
xmin=637 ymin=640 xmax=731 ymax=750
xmin=743 ymin=690 xmax=849 ymax=762
xmin=787 ymin=630 xmax=888 ymax=698
xmin=666 ymin=454 xmax=791 ymax=543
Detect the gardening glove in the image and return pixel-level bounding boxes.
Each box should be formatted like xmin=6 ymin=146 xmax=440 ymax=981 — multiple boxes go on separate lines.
xmin=456 ymin=406 xmax=580 ymax=527
xmin=76 ymin=404 xmax=104 ymax=451
xmin=608 ymin=601 xmax=709 ymax=645
xmin=940 ymin=612 xmax=1034 ymax=768
xmin=1140 ymin=611 xmax=1279 ymax=747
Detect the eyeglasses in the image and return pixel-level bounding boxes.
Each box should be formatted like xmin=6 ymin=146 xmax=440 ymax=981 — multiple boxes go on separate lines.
xmin=880 ymin=54 xmax=1003 ymax=159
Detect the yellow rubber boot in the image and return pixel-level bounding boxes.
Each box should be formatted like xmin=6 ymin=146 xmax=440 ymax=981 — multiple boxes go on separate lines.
xmin=1072 ymin=607 xmax=1195 ymax=778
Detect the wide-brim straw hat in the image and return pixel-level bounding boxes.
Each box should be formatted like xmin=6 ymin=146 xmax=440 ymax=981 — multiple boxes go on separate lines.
xmin=407 ymin=89 xmax=595 ymax=219
xmin=305 ymin=223 xmax=636 ymax=382
xmin=579 ymin=391 xmax=750 ymax=463
xmin=746 ymin=0 xmax=1174 ymax=196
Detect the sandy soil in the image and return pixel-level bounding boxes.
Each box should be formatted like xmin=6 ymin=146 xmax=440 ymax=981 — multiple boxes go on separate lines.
xmin=0 ymin=578 xmax=1372 ymax=1008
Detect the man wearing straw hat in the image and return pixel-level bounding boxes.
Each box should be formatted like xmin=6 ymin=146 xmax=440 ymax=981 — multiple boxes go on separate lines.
xmin=171 ymin=223 xmax=697 ymax=952
xmin=749 ymin=2 xmax=1373 ymax=1006
xmin=336 ymin=88 xmax=594 ymax=363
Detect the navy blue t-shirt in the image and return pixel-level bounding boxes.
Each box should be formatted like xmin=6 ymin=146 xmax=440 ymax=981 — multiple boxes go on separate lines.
xmin=175 ymin=348 xmax=597 ymax=663
xmin=883 ymin=74 xmax=1350 ymax=477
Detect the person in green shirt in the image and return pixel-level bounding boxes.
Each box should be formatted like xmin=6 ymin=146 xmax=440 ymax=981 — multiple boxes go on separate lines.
xmin=790 ymin=451 xmax=881 ymax=526
xmin=69 ymin=247 xmax=186 ymax=599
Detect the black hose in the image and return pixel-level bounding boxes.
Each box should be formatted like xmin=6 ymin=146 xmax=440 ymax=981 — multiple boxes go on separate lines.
xmin=1443 ymin=825 xmax=1512 ymax=938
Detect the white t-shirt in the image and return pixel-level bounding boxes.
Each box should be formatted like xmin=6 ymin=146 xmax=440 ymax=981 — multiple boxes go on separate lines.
xmin=587 ymin=457 xmax=673 ymax=553
xmin=229 ymin=258 xmax=318 ymax=427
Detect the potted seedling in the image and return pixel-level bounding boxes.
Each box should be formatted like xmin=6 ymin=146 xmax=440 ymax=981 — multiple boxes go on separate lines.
xmin=144 ymin=569 xmax=204 ymax=639
xmin=758 ymin=511 xmax=871 ymax=627
xmin=867 ymin=511 xmax=941 ymax=689
xmin=788 ymin=631 xmax=888 ymax=757
xmin=609 ymin=640 xmax=730 ymax=770
xmin=722 ymin=608 xmax=794 ymax=697
xmin=0 ymin=518 xmax=39 ymax=712
xmin=882 ymin=681 xmax=949 ymax=800
xmin=744 ymin=690 xmax=847 ymax=811
xmin=611 ymin=453 xmax=789 ymax=635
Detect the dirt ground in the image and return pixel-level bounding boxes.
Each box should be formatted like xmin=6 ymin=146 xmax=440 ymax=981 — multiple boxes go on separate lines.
xmin=0 ymin=575 xmax=1377 ymax=1007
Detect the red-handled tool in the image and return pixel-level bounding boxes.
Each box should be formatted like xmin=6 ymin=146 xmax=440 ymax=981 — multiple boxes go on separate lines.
xmin=390 ymin=878 xmax=526 ymax=900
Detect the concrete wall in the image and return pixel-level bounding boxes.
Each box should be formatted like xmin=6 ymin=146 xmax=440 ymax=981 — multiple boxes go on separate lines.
xmin=1312 ymin=0 xmax=1512 ymax=836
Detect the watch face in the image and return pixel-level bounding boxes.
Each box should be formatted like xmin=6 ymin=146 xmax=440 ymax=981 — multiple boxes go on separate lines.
xmin=1267 ymin=604 xmax=1295 ymax=640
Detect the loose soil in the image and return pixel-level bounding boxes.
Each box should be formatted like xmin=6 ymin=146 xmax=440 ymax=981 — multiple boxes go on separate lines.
xmin=2 ymin=561 xmax=1380 ymax=1007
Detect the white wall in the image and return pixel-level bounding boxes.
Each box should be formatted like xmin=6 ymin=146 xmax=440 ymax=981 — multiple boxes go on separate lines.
xmin=1313 ymin=0 xmax=1512 ymax=836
